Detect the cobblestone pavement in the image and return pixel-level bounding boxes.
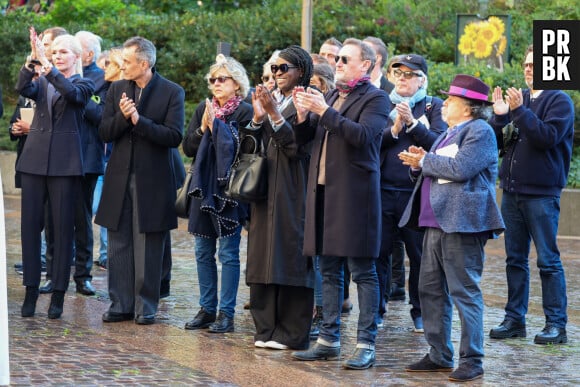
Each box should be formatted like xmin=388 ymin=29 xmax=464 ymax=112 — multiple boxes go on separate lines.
xmin=3 ymin=194 xmax=580 ymax=386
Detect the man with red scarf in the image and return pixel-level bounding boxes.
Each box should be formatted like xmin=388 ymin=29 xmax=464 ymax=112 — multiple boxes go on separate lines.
xmin=290 ymin=38 xmax=390 ymax=370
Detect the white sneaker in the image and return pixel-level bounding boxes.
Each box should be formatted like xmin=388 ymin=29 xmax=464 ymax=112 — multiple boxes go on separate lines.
xmin=264 ymin=340 xmax=288 ymax=350
xmin=254 ymin=340 xmax=266 ymax=348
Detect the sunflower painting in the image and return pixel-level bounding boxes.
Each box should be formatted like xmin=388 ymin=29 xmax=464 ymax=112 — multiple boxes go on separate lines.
xmin=456 ymin=15 xmax=511 ymax=71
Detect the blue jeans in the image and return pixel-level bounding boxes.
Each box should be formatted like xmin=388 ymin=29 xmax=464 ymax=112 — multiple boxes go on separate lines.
xmin=318 ymin=256 xmax=378 ymax=346
xmin=501 ymin=192 xmax=567 ymax=328
xmin=313 ymin=256 xmax=323 ymax=306
xmin=420 ymin=228 xmax=487 ymax=368
xmin=194 ymin=227 xmax=242 ymax=318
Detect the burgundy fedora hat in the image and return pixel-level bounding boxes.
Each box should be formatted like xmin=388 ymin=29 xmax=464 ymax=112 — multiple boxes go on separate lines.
xmin=440 ymin=74 xmax=492 ymax=105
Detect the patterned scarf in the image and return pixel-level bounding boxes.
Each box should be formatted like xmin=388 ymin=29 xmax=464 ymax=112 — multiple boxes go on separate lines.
xmin=388 ymin=88 xmax=427 ymax=122
xmin=212 ymin=95 xmax=242 ymax=122
xmin=335 ymin=75 xmax=371 ymax=94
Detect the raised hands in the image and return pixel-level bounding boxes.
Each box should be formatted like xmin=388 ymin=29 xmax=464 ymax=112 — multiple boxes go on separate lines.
xmin=398 ymin=145 xmax=426 ymax=169
xmin=293 ymin=86 xmax=329 ymax=117
xmin=119 ymin=92 xmax=139 ymax=125
xmin=201 ymin=98 xmax=216 ymax=133
xmin=492 ymin=86 xmax=524 ymax=115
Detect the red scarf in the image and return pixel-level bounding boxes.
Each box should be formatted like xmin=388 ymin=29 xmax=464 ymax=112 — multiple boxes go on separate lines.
xmin=335 ymin=75 xmax=371 ymax=94
xmin=212 ymin=95 xmax=242 ymax=122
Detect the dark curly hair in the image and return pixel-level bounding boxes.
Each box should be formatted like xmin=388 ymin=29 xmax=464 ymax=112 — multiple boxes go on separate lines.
xmin=278 ymin=45 xmax=313 ymax=88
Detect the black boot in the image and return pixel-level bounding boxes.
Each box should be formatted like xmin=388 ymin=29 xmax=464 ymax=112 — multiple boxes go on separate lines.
xmin=48 ymin=290 xmax=65 ymax=319
xmin=21 ymin=286 xmax=39 ymax=317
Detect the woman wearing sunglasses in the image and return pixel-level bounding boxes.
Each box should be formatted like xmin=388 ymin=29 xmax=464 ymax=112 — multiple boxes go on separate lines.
xmin=260 ymin=50 xmax=280 ymax=92
xmin=242 ymin=45 xmax=315 ymax=351
xmin=377 ymin=54 xmax=447 ymax=335
xmin=182 ymin=54 xmax=253 ymax=334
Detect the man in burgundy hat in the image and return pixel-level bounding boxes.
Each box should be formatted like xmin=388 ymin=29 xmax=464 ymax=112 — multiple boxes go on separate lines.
xmin=397 ymin=74 xmax=505 ymax=382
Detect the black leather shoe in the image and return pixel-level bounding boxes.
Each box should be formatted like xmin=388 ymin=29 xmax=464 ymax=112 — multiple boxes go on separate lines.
xmin=135 ymin=315 xmax=155 ymax=325
xmin=76 ymin=280 xmax=96 ymax=296
xmin=343 ymin=348 xmax=375 ymax=370
xmin=208 ymin=312 xmax=234 ymax=333
xmin=21 ymin=286 xmax=39 ymax=317
xmin=389 ymin=285 xmax=406 ymax=301
xmin=39 ymin=280 xmax=54 ymax=294
xmin=291 ymin=342 xmax=340 ymax=361
xmin=489 ymin=319 xmax=526 ymax=339
xmin=102 ymin=311 xmax=134 ymax=323
xmin=160 ymin=281 xmax=170 ymax=299
xmin=184 ymin=308 xmax=216 ymax=330
xmin=534 ymin=325 xmax=567 ymax=344
xmin=448 ymin=363 xmax=484 ymax=382
xmin=47 ymin=291 xmax=65 ymax=319
xmin=406 ymin=354 xmax=453 ymax=372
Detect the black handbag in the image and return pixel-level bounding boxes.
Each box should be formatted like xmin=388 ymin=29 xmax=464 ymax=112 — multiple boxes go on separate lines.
xmin=224 ymin=134 xmax=268 ymax=202
xmin=175 ymin=161 xmax=194 ymax=218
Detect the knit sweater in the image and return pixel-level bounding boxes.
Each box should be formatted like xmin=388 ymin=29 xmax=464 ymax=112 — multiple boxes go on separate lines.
xmin=490 ymin=89 xmax=574 ymax=196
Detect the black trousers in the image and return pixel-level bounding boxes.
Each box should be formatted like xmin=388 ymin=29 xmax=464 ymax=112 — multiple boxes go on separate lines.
xmin=250 ymin=283 xmax=313 ymax=350
xmin=21 ymin=173 xmax=78 ymax=291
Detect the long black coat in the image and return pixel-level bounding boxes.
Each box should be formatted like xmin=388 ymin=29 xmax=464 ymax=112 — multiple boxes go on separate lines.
xmin=297 ymin=82 xmax=390 ymax=258
xmin=95 ymin=70 xmax=184 ymax=233
xmin=242 ymin=102 xmax=315 ymax=288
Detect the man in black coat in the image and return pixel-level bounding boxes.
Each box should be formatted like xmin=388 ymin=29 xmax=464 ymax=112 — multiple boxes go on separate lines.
xmin=291 ymin=38 xmax=390 ymax=370
xmin=95 ymin=36 xmax=184 ymax=325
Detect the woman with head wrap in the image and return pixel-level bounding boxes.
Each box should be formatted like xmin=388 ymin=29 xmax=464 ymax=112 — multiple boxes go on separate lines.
xmin=242 ymin=45 xmax=315 ymax=350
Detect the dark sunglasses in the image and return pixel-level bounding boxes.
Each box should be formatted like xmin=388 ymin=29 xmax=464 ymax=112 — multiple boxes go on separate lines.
xmin=209 ymin=76 xmax=232 ymax=84
xmin=334 ymin=55 xmax=349 ymax=65
xmin=261 ymin=75 xmax=274 ymax=82
xmin=393 ymin=69 xmax=422 ymax=79
xmin=271 ymin=64 xmax=298 ymax=74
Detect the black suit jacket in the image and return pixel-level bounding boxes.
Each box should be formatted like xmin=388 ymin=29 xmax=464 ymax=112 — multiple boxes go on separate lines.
xmin=95 ymin=70 xmax=184 ymax=233
xmin=16 ymin=66 xmax=95 ymax=176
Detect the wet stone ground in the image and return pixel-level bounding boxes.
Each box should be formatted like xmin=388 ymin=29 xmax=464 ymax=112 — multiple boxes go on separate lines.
xmin=3 ymin=194 xmax=580 ymax=386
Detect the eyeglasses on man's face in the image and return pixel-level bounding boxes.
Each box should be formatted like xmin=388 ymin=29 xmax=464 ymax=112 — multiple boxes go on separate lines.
xmin=209 ymin=76 xmax=233 ymax=84
xmin=271 ymin=64 xmax=298 ymax=74
xmin=523 ymin=62 xmax=534 ymax=70
xmin=393 ymin=69 xmax=422 ymax=79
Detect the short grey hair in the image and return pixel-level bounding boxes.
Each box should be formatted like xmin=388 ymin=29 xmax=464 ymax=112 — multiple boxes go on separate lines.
xmin=363 ymin=36 xmax=388 ymax=68
xmin=343 ymin=38 xmax=376 ymax=75
xmin=466 ymin=100 xmax=492 ymax=120
xmin=123 ymin=36 xmax=156 ymax=68
xmin=75 ymin=30 xmax=102 ymax=63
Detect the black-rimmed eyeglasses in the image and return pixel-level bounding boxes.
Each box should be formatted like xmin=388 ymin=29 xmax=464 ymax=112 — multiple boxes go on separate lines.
xmin=209 ymin=76 xmax=233 ymax=84
xmin=393 ymin=69 xmax=422 ymax=79
xmin=271 ymin=64 xmax=298 ymax=74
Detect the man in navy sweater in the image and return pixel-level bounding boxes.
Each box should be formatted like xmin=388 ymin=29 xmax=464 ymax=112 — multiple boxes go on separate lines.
xmin=488 ymin=44 xmax=574 ymax=345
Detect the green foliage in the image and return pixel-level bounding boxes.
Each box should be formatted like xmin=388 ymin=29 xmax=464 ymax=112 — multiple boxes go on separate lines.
xmin=0 ymin=0 xmax=578 ymax=186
